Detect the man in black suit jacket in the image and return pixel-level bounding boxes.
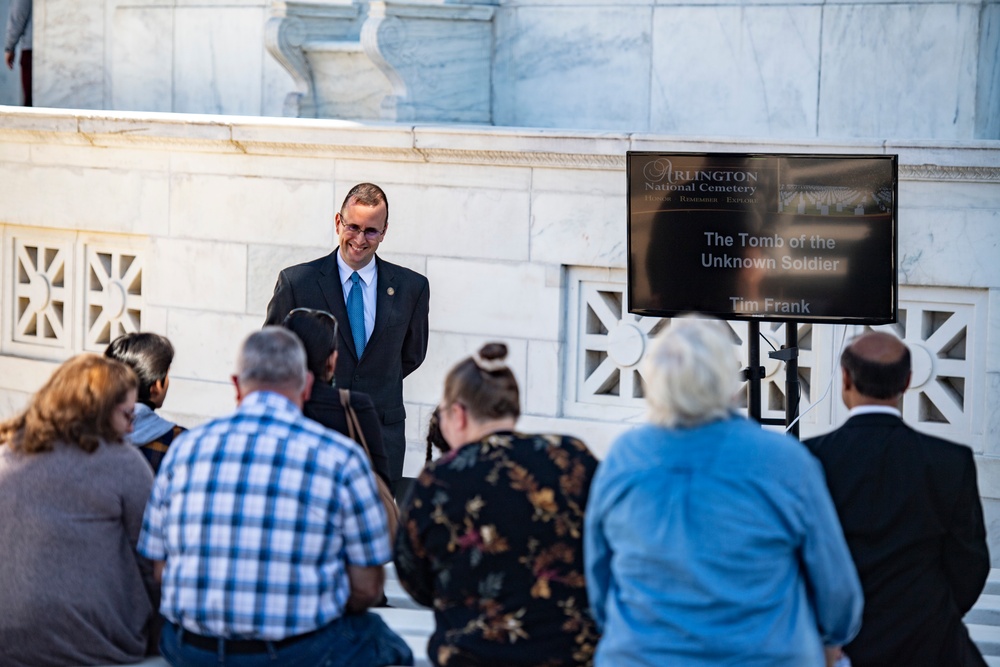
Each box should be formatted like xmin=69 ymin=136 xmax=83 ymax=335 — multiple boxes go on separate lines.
xmin=265 ymin=183 xmax=429 ymax=494
xmin=806 ymin=331 xmax=989 ymax=667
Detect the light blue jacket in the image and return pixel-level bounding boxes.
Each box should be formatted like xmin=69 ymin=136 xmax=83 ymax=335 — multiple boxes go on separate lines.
xmin=585 ymin=416 xmax=863 ymax=667
xmin=4 ymin=0 xmax=31 ymax=53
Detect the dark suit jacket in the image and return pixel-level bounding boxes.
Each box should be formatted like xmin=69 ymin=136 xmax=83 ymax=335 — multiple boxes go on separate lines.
xmin=805 ymin=414 xmax=989 ymax=667
xmin=264 ymin=251 xmax=429 ymax=485
xmin=303 ymin=382 xmax=391 ymax=486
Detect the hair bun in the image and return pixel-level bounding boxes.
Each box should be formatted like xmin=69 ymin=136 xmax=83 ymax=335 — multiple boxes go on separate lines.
xmin=474 ymin=342 xmax=508 ymax=373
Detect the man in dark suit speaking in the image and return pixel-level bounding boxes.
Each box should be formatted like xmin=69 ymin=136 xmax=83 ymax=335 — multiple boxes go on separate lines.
xmin=806 ymin=331 xmax=989 ymax=667
xmin=265 ymin=183 xmax=429 ymax=494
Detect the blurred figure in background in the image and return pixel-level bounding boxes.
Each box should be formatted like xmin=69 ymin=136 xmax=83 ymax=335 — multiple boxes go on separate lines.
xmin=106 ymin=332 xmax=184 ymax=473
xmin=585 ymin=316 xmax=862 ymax=667
xmin=395 ymin=342 xmax=600 ymax=667
xmin=0 ymin=354 xmax=155 ymax=666
xmin=3 ymin=0 xmax=31 ymax=105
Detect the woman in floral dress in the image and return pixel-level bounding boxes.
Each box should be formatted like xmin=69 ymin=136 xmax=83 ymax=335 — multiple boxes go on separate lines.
xmin=395 ymin=342 xmax=600 ymax=667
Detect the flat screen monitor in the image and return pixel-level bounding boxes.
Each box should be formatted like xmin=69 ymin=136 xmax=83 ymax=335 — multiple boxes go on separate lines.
xmin=627 ymin=152 xmax=898 ymax=324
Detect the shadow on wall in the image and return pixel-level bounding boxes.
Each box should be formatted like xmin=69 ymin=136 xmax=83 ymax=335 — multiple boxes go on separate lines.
xmin=0 ymin=0 xmax=24 ymax=105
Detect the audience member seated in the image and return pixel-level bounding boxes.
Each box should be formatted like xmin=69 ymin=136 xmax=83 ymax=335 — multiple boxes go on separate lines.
xmin=139 ymin=327 xmax=412 ymax=667
xmin=805 ymin=331 xmax=989 ymax=667
xmin=584 ymin=316 xmax=864 ymax=667
xmin=282 ymin=307 xmax=391 ymax=485
xmin=106 ymin=332 xmax=185 ymax=473
xmin=394 ymin=342 xmax=600 ymax=667
xmin=0 ymin=355 xmax=155 ymax=667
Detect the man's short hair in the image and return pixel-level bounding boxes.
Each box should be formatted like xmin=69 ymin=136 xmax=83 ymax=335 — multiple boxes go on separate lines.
xmin=841 ymin=340 xmax=910 ymax=399
xmin=341 ymin=182 xmax=388 ymax=223
xmin=237 ymin=327 xmax=308 ymax=390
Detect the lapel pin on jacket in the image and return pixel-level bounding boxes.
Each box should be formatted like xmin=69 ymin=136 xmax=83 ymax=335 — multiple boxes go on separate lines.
xmin=387 ymin=287 xmax=395 ymax=296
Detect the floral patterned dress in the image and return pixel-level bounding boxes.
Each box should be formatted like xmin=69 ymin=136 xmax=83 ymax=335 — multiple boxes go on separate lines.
xmin=394 ymin=431 xmax=600 ymax=667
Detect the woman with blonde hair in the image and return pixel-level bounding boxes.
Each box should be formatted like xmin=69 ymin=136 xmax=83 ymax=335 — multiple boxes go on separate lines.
xmin=395 ymin=342 xmax=600 ymax=667
xmin=0 ymin=354 xmax=156 ymax=667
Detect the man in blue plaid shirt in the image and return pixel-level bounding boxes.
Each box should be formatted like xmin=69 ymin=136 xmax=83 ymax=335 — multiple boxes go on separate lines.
xmin=139 ymin=327 xmax=413 ymax=667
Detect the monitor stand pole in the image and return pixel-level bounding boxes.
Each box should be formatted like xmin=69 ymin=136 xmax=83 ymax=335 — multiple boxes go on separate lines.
xmin=742 ymin=321 xmax=800 ymax=440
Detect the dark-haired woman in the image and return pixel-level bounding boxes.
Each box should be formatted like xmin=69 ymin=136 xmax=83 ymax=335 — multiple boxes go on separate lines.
xmin=0 ymin=354 xmax=155 ymax=667
xmin=281 ymin=307 xmax=391 ymax=486
xmin=106 ymin=332 xmax=185 ymax=473
xmin=395 ymin=343 xmax=600 ymax=667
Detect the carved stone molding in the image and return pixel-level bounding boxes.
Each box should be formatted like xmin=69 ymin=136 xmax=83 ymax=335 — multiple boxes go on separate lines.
xmin=302 ymin=39 xmax=391 ymax=119
xmin=3 ymin=108 xmax=1000 ymax=177
xmin=265 ymin=14 xmax=314 ymax=118
xmin=266 ymin=1 xmax=364 ymax=118
xmin=899 ymin=164 xmax=1000 ymax=183
xmin=361 ymin=1 xmax=495 ymax=123
xmin=413 ymin=148 xmax=627 ymax=170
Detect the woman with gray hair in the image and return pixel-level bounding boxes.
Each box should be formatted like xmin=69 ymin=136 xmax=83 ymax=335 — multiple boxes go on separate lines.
xmin=584 ymin=316 xmax=863 ymax=667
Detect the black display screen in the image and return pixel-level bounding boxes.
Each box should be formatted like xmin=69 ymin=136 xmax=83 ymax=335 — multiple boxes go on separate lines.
xmin=627 ymin=152 xmax=897 ymax=324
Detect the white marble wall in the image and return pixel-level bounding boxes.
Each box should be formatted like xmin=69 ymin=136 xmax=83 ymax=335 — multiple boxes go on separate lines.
xmin=23 ymin=0 xmax=999 ymax=139
xmin=490 ymin=0 xmax=999 ymax=139
xmin=32 ymin=0 xmax=293 ymax=116
xmin=0 ymin=109 xmax=998 ymax=555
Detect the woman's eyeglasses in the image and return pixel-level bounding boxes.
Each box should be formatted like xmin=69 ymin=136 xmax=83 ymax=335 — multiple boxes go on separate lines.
xmin=119 ymin=406 xmax=136 ymax=425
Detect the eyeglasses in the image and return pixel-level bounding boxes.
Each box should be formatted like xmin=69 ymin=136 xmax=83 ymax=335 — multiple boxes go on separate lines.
xmin=119 ymin=406 xmax=136 ymax=426
xmin=340 ymin=215 xmax=386 ymax=241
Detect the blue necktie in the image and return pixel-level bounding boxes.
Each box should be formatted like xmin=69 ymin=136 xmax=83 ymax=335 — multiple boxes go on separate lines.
xmin=347 ymin=272 xmax=366 ymax=357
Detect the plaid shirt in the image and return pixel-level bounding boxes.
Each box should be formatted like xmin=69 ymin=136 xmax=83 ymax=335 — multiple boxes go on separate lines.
xmin=138 ymin=391 xmax=390 ymax=640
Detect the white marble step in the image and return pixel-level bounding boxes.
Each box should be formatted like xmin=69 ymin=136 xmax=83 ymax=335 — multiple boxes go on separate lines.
xmin=970 ymin=569 xmax=1000 ymax=658
xmin=95 ymin=567 xmax=1000 ymax=666
xmin=970 ymin=623 xmax=1000 ymax=657
xmin=968 ymin=594 xmax=1000 ymax=627
xmin=985 ymin=569 xmax=1000 ymax=596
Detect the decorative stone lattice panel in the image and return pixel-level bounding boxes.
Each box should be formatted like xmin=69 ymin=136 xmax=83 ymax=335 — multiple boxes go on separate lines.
xmin=565 ymin=269 xmax=986 ymax=447
xmin=852 ymin=287 xmax=988 ymax=450
xmin=11 ymin=237 xmax=72 ymax=350
xmin=83 ymin=247 xmax=143 ymax=352
xmin=2 ymin=227 xmax=145 ymax=360
xmin=566 ymin=270 xmax=822 ymax=426
xmin=565 ymin=269 xmax=650 ymax=421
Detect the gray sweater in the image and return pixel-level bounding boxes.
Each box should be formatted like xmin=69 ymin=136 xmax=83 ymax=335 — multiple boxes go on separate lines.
xmin=0 ymin=440 xmax=154 ymax=667
xmin=3 ymin=0 xmax=31 ymax=52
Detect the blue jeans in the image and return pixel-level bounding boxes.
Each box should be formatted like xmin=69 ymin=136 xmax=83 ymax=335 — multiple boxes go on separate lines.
xmin=160 ymin=613 xmax=414 ymax=667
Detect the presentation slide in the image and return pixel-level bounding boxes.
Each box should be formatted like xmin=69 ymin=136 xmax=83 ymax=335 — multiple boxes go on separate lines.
xmin=628 ymin=152 xmax=897 ymax=324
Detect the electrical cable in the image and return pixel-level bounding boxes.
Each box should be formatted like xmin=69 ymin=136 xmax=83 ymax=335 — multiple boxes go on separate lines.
xmin=784 ymin=325 xmax=849 ymax=434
